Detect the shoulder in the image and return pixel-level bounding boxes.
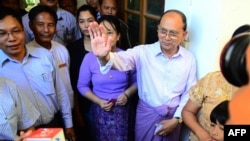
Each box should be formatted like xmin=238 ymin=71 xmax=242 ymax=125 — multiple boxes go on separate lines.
xmin=26 ymin=40 xmax=36 ymax=47
xmin=116 ymin=48 xmax=124 ymax=52
xmin=179 ymin=46 xmax=195 ymax=58
xmin=57 ymin=8 xmax=75 ymax=20
xmin=22 ymin=13 xmax=28 ymax=20
xmin=26 ymin=45 xmax=53 ymax=60
xmin=52 ymin=41 xmax=68 ymax=50
xmin=85 ymin=52 xmax=95 ymax=58
xmin=22 ymin=13 xmax=29 ymax=24
xmin=203 ymin=71 xmax=233 ymax=86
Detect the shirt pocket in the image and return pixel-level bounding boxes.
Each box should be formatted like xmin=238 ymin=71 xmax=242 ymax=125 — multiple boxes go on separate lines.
xmin=32 ymin=72 xmax=56 ymax=96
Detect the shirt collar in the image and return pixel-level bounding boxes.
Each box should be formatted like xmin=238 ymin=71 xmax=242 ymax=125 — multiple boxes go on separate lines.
xmin=0 ymin=46 xmax=40 ymax=67
xmin=154 ymin=41 xmax=185 ymax=58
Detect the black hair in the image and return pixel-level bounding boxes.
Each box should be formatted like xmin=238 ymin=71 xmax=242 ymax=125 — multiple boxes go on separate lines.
xmin=99 ymin=0 xmax=118 ymax=6
xmin=98 ymin=15 xmax=121 ymax=35
xmin=220 ymin=25 xmax=250 ymax=87
xmin=0 ymin=6 xmax=23 ymax=27
xmin=28 ymin=5 xmax=58 ymax=25
xmin=210 ymin=100 xmax=229 ymax=125
xmin=76 ymin=4 xmax=97 ymax=23
xmin=159 ymin=9 xmax=187 ymax=31
xmin=58 ymin=0 xmax=77 ymax=6
xmin=232 ymin=24 xmax=250 ymax=38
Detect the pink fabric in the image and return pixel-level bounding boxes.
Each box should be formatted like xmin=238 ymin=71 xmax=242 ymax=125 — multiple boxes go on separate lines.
xmin=135 ymin=100 xmax=181 ymax=141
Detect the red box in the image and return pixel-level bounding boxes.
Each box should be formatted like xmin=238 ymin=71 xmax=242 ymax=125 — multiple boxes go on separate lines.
xmin=26 ymin=128 xmax=65 ymax=141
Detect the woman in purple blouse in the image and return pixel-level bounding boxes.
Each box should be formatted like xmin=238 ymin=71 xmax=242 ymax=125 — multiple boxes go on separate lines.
xmin=77 ymin=15 xmax=137 ymax=141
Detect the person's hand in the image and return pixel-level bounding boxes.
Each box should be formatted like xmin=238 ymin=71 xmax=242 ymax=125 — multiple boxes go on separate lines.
xmin=65 ymin=127 xmax=76 ymax=141
xmin=196 ymin=130 xmax=212 ymax=141
xmin=88 ymin=22 xmax=112 ymax=59
xmin=116 ymin=93 xmax=128 ymax=105
xmin=98 ymin=99 xmax=114 ymax=111
xmin=155 ymin=118 xmax=179 ymax=136
xmin=15 ymin=130 xmax=32 ymax=141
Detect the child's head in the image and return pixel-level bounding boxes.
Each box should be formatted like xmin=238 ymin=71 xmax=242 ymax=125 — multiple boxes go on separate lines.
xmin=210 ymin=100 xmax=229 ymax=141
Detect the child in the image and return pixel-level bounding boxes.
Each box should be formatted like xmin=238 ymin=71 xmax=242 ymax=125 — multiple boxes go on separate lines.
xmin=209 ymin=100 xmax=229 ymax=141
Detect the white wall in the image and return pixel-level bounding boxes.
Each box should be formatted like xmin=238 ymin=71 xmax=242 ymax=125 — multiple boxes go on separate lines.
xmin=165 ymin=0 xmax=250 ymax=79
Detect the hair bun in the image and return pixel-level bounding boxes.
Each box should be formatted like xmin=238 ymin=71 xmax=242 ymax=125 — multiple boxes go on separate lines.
xmin=220 ymin=33 xmax=250 ymax=87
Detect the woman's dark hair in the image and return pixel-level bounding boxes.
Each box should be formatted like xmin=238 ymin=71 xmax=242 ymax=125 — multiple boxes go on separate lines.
xmin=210 ymin=100 xmax=229 ymax=125
xmin=0 ymin=6 xmax=23 ymax=27
xmin=98 ymin=15 xmax=121 ymax=35
xmin=76 ymin=4 xmax=97 ymax=23
xmin=220 ymin=25 xmax=250 ymax=87
xmin=28 ymin=5 xmax=58 ymax=25
xmin=98 ymin=15 xmax=121 ymax=47
xmin=159 ymin=9 xmax=187 ymax=31
xmin=232 ymin=24 xmax=250 ymax=38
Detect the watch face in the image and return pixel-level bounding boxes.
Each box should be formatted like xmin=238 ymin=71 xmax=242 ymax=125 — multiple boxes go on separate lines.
xmin=174 ymin=117 xmax=183 ymax=123
xmin=178 ymin=118 xmax=183 ymax=123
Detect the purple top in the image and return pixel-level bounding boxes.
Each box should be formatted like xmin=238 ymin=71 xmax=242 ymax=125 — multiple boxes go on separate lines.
xmin=77 ymin=48 xmax=136 ymax=100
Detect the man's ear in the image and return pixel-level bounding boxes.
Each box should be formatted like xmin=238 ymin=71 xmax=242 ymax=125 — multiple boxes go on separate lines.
xmin=220 ymin=33 xmax=250 ymax=87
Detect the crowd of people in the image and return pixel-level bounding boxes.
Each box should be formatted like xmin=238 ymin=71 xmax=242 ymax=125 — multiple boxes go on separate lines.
xmin=0 ymin=0 xmax=249 ymax=141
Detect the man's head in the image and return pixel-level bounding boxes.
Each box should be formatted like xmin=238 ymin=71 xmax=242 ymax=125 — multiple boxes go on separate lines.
xmin=86 ymin=0 xmax=99 ymax=10
xmin=29 ymin=5 xmax=57 ymax=48
xmin=99 ymin=0 xmax=118 ymax=16
xmin=39 ymin=0 xmax=58 ymax=10
xmin=59 ymin=0 xmax=77 ymax=15
xmin=157 ymin=9 xmax=187 ymax=57
xmin=0 ymin=6 xmax=25 ymax=60
xmin=0 ymin=0 xmax=20 ymax=11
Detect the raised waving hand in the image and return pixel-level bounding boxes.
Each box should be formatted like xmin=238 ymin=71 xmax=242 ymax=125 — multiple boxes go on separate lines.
xmin=88 ymin=22 xmax=112 ymax=61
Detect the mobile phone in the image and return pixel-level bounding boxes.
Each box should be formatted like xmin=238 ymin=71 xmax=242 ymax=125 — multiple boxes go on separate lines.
xmin=107 ymin=98 xmax=117 ymax=105
xmin=154 ymin=124 xmax=163 ymax=134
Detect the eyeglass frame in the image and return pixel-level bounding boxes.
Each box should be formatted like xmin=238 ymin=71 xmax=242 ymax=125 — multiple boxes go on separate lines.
xmin=0 ymin=28 xmax=24 ymax=39
xmin=157 ymin=26 xmax=180 ymax=39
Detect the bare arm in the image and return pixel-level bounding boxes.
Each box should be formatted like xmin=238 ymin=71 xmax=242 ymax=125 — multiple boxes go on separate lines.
xmin=124 ymin=85 xmax=138 ymax=98
xmin=182 ymin=99 xmax=211 ymax=141
xmin=116 ymin=85 xmax=138 ymax=105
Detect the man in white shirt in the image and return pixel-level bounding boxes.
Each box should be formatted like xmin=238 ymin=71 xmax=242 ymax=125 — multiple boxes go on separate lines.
xmin=26 ymin=5 xmax=74 ymax=109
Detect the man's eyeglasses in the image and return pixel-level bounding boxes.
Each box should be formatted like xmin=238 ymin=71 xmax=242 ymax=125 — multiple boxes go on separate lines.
xmin=0 ymin=29 xmax=23 ymax=39
xmin=157 ymin=27 xmax=179 ymax=39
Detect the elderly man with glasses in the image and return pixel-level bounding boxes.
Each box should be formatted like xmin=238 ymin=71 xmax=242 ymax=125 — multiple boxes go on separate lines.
xmin=87 ymin=9 xmax=197 ymax=141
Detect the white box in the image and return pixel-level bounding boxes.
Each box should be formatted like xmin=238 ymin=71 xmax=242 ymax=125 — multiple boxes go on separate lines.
xmin=26 ymin=128 xmax=65 ymax=141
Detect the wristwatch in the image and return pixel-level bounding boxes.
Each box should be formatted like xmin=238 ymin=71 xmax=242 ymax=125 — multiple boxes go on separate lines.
xmin=174 ymin=117 xmax=183 ymax=124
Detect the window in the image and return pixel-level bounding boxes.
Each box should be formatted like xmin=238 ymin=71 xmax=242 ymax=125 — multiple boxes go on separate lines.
xmin=123 ymin=0 xmax=165 ymax=46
